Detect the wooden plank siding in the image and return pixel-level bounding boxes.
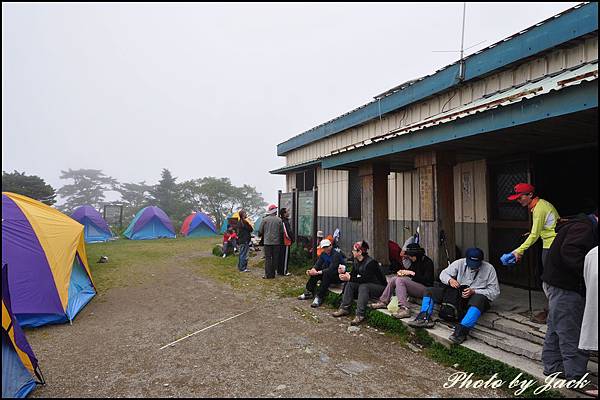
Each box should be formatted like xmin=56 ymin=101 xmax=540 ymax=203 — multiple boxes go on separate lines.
xmin=283 ymin=37 xmax=598 ymax=167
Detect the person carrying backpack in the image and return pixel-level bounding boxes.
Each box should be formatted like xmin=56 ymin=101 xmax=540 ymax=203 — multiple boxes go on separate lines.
xmin=407 ymin=247 xmax=500 ymax=345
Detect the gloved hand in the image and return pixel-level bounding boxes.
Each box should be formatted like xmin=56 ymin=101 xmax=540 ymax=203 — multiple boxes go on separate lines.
xmin=500 ymin=252 xmax=517 ymax=266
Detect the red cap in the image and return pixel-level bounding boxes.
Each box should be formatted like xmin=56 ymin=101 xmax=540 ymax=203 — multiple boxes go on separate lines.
xmin=507 ymin=183 xmax=535 ymax=201
xmin=267 ymin=204 xmax=278 ymax=213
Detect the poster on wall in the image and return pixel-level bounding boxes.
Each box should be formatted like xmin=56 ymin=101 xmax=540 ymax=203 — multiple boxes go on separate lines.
xmin=297 ymin=191 xmax=314 ymax=237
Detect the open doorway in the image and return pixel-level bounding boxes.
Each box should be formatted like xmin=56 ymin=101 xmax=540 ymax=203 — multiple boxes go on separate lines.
xmin=533 ymin=146 xmax=598 ymax=217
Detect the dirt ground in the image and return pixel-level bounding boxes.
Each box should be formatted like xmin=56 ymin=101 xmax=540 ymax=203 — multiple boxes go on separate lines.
xmin=26 ymin=249 xmax=503 ymax=398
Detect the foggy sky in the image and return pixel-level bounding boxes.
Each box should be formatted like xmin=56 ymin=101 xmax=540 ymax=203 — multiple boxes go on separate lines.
xmin=2 ymin=2 xmax=580 ymax=206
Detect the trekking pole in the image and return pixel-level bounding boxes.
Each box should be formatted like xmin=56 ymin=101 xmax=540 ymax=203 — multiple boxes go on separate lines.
xmin=439 ymin=230 xmax=451 ymax=266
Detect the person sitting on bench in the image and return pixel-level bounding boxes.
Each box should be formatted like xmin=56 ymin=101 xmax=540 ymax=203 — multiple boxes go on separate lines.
xmin=298 ymin=238 xmax=346 ymax=308
xmin=407 ymin=247 xmax=500 ymax=344
xmin=370 ymin=243 xmax=434 ymax=319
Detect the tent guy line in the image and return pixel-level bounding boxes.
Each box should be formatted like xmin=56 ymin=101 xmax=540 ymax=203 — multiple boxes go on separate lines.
xmin=159 ymin=308 xmax=257 ymax=350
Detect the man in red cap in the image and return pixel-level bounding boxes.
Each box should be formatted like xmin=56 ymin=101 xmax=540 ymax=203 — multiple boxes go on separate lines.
xmin=506 ymin=183 xmax=560 ymax=323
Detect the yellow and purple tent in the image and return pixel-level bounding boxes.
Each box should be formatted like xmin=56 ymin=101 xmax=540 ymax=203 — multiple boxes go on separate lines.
xmin=1 ymin=192 xmax=96 ymax=328
xmin=2 ymin=262 xmax=45 ymax=398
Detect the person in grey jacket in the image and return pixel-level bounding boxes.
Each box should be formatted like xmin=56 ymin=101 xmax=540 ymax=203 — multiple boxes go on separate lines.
xmin=258 ymin=204 xmax=283 ymax=279
xmin=408 ymin=247 xmax=500 ymax=344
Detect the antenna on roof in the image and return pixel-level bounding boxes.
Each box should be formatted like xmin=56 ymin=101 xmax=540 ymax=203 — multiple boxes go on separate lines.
xmin=431 ymin=3 xmax=486 ymax=81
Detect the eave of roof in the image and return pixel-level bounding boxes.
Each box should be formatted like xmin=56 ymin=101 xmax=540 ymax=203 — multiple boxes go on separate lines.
xmin=277 ymin=2 xmax=597 ymax=156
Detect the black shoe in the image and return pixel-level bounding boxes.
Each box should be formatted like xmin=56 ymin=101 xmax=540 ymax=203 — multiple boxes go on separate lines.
xmin=407 ymin=311 xmax=435 ymax=328
xmin=449 ymin=324 xmax=470 ymax=344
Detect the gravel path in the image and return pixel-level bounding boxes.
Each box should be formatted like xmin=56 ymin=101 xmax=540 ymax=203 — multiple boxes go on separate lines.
xmin=26 ymin=259 xmax=503 ymax=398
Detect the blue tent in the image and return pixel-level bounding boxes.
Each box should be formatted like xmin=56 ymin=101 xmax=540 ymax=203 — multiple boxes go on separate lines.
xmin=124 ymin=206 xmax=176 ymax=240
xmin=253 ymin=216 xmax=263 ymax=235
xmin=181 ymin=212 xmax=218 ymax=237
xmin=71 ymin=205 xmax=113 ymax=243
xmin=2 ymin=263 xmax=45 ymax=398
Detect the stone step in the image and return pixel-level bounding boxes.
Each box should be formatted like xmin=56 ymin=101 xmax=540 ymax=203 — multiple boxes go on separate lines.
xmin=327 ymin=286 xmax=598 ymax=397
xmin=469 ymin=324 xmax=543 ymax=361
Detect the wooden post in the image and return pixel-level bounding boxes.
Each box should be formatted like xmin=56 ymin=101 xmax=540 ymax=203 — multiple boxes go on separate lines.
xmin=359 ymin=163 xmax=389 ymax=264
xmin=415 ymin=151 xmax=456 ymax=275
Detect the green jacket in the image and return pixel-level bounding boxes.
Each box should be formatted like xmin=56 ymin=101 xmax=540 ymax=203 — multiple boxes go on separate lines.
xmin=515 ymin=198 xmax=560 ymax=254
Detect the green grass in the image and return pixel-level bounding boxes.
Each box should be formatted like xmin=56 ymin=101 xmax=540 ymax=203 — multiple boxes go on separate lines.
xmin=85 ymin=236 xmax=220 ymax=295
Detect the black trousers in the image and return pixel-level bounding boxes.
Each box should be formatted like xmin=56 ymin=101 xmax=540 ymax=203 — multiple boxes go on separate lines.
xmin=263 ymin=245 xmax=280 ymax=279
xmin=424 ymin=285 xmax=490 ymax=314
xmin=277 ymin=245 xmax=290 ymax=275
xmin=305 ymin=269 xmax=342 ymax=299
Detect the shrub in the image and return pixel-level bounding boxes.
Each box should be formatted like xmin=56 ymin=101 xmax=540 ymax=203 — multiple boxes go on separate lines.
xmin=212 ymin=244 xmax=224 ymax=257
xmin=288 ymin=243 xmax=312 ymax=270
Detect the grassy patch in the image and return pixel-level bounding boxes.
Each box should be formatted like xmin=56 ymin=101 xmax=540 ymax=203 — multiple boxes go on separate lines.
xmin=85 ymin=236 xmax=220 ymax=295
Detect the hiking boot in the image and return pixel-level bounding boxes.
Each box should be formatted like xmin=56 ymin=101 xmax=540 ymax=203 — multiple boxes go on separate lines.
xmin=531 ymin=310 xmax=548 ymax=324
xmin=449 ymin=324 xmax=471 ymax=345
xmin=310 ymin=297 xmax=322 ymax=308
xmin=332 ymin=308 xmax=350 ymax=317
xmin=298 ymin=292 xmax=313 ymax=300
xmin=369 ymin=301 xmax=388 ymax=310
xmin=407 ymin=311 xmax=435 ymax=328
xmin=392 ymin=306 xmax=412 ymax=319
xmin=350 ymin=315 xmax=365 ymax=326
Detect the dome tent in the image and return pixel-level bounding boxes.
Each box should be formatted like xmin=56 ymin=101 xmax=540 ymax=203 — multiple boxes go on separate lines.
xmin=124 ymin=206 xmax=176 ymax=240
xmin=2 ymin=192 xmax=96 ymax=328
xmin=2 ymin=262 xmax=45 ymax=398
xmin=71 ymin=205 xmax=113 ymax=243
xmin=181 ymin=212 xmax=218 ymax=237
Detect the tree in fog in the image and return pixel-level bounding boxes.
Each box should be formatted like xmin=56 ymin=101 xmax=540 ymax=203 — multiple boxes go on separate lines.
xmin=57 ymin=168 xmax=117 ymax=213
xmin=2 ymin=170 xmax=57 ymax=205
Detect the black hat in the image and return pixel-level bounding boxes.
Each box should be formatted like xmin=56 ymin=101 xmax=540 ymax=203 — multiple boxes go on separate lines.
xmin=405 ymin=243 xmax=425 ymax=257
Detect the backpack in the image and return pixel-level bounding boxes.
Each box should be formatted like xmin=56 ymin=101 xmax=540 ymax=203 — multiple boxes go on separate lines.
xmin=439 ymin=286 xmax=465 ymax=322
xmin=439 ymin=263 xmax=477 ymax=322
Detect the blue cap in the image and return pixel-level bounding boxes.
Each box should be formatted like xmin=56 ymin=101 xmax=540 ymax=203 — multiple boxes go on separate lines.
xmin=465 ymin=248 xmax=484 ymax=268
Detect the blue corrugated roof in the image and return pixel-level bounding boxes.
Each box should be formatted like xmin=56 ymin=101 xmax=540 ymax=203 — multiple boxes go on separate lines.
xmin=277 ymin=2 xmax=597 ymax=156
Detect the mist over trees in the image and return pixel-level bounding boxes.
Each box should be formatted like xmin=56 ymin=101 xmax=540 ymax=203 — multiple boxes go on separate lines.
xmin=57 ymin=168 xmax=117 ymax=213
xmin=9 ymin=168 xmax=267 ymax=230
xmin=2 ymin=170 xmax=57 ymax=205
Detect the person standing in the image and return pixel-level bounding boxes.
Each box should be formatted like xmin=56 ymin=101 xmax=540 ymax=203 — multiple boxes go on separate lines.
xmin=236 ymin=210 xmax=253 ymax=273
xmin=258 ymin=204 xmax=283 ymax=279
xmin=541 ymin=210 xmax=598 ymax=382
xmin=278 ymin=208 xmax=294 ymax=277
xmin=504 ymin=183 xmax=559 ymax=324
xmin=579 ymin=245 xmax=598 ymax=397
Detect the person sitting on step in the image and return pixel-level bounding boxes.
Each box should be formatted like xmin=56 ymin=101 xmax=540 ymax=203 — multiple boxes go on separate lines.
xmin=298 ymin=238 xmax=346 ymax=308
xmin=407 ymin=247 xmax=500 ymax=345
xmin=332 ymin=240 xmax=387 ymax=326
xmin=370 ymin=243 xmax=434 ymax=319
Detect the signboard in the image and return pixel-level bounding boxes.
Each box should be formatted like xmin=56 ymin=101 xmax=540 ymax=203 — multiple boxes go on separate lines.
xmin=297 ymin=191 xmax=314 ymax=237
xmin=419 ymin=165 xmax=435 ymax=221
xmin=104 ymin=204 xmax=124 ymax=228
